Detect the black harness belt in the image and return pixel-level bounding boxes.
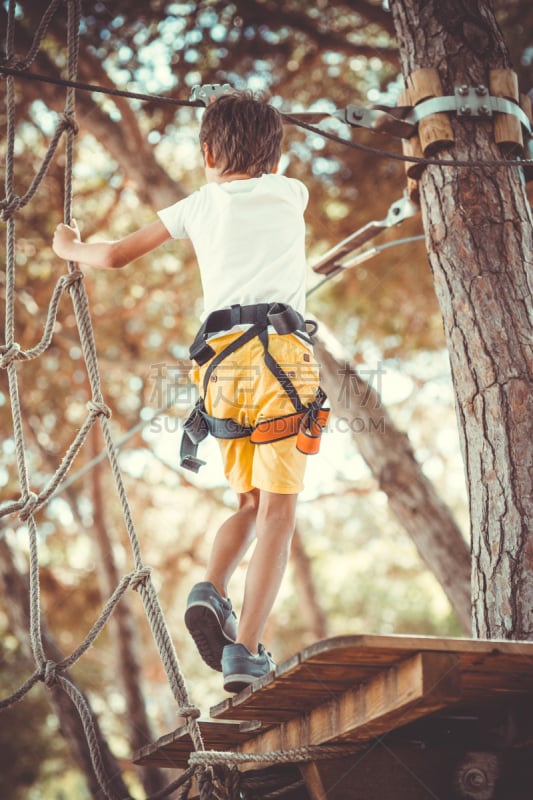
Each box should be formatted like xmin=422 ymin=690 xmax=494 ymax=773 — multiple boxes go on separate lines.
xmin=180 ymin=302 xmax=329 ymax=473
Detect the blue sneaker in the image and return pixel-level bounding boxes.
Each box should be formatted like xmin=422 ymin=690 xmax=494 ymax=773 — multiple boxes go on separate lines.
xmin=184 ymin=582 xmax=238 ymax=672
xmin=222 ymin=643 xmax=276 ymax=693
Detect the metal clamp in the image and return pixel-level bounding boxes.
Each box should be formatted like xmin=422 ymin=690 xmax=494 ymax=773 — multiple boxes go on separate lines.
xmin=189 ymin=83 xmax=237 ymax=106
xmin=411 ymin=90 xmax=531 ymax=132
xmin=336 ymin=87 xmax=532 ymax=138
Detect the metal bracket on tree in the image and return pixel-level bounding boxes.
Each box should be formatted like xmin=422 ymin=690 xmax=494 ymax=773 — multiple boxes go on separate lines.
xmin=334 ymin=87 xmax=532 ymax=139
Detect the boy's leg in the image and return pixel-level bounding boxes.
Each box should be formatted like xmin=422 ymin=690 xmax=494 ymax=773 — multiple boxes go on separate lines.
xmin=236 ymin=490 xmax=298 ymax=654
xmin=185 ymin=489 xmax=259 ymax=671
xmin=204 ymin=488 xmax=259 ymax=596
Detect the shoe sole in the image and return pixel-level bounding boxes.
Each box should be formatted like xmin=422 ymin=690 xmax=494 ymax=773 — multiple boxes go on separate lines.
xmin=223 ymin=673 xmax=254 ymax=693
xmin=223 ymin=668 xmax=275 ymax=693
xmin=184 ymin=603 xmax=234 ymax=672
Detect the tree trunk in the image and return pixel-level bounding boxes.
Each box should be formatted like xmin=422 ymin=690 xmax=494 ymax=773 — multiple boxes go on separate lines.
xmin=314 ymin=337 xmax=472 ymax=633
xmin=389 ymin=0 xmax=533 ymax=639
xmin=0 ymin=538 xmax=131 ymax=800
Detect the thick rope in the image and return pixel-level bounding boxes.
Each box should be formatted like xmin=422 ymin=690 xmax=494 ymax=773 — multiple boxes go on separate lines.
xmin=0 ymin=114 xmax=79 ymax=221
xmin=56 ymin=673 xmax=127 ymax=800
xmin=189 ymin=743 xmax=364 ymax=766
xmin=0 ymin=65 xmax=203 ymax=109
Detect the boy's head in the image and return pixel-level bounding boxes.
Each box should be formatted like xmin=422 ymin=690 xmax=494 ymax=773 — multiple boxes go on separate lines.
xmin=199 ymin=92 xmax=283 ymax=178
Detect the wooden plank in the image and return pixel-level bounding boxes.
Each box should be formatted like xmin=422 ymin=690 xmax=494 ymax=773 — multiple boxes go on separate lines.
xmin=296 ymin=634 xmax=533 ymax=666
xmin=299 ymin=639 xmax=533 ymax=698
xmin=234 ymin=651 xmax=461 ymax=756
xmin=133 ymin=719 xmax=255 ymax=768
xmin=212 ymin=635 xmax=533 ymax=723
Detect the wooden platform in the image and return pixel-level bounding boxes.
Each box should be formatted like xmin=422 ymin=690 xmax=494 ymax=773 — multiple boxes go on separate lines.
xmin=134 ymin=635 xmax=533 ymax=799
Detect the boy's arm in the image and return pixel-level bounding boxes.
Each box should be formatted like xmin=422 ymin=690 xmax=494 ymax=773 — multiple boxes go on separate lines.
xmin=52 ymin=219 xmax=171 ymax=269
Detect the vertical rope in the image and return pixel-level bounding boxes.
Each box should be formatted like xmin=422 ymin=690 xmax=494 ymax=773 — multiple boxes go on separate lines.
xmin=63 ymin=0 xmax=79 ymax=235
xmin=4 ymin=0 xmax=47 ymax=670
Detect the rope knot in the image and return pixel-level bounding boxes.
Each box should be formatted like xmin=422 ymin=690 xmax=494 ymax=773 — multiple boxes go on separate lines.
xmin=87 ymin=400 xmax=112 ymax=419
xmin=19 ymin=491 xmax=39 ymax=522
xmin=42 ymin=660 xmax=59 ymax=687
xmin=0 ymin=194 xmax=22 ymax=221
xmin=0 ymin=342 xmax=23 ymax=368
xmin=130 ymin=566 xmax=152 ymax=591
xmin=1 ymin=54 xmax=25 ymax=71
xmin=61 ymin=269 xmax=84 ymax=290
xmin=62 ymin=111 xmax=79 ymax=135
xmin=178 ymin=704 xmax=201 ymax=720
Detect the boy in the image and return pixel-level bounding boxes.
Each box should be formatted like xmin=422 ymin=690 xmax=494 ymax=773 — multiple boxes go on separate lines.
xmin=53 ymin=92 xmax=325 ymax=693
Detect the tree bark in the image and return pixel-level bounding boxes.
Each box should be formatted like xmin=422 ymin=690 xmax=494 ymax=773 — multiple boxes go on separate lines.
xmin=314 ymin=337 xmax=472 ymax=633
xmin=389 ymin=0 xmax=533 ymax=639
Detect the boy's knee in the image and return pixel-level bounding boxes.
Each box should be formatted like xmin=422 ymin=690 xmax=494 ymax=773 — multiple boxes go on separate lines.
xmin=258 ymin=491 xmax=298 ymax=527
xmin=238 ymin=488 xmax=260 ymax=513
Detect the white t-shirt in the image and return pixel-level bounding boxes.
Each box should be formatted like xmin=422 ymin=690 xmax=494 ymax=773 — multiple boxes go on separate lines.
xmin=158 ymin=173 xmax=308 ymax=320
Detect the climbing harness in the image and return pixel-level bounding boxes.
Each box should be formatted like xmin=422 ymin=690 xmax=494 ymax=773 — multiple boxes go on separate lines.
xmin=180 ymin=302 xmax=330 ymax=472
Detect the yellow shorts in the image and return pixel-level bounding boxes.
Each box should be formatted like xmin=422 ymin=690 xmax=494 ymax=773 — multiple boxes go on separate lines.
xmin=191 ymin=330 xmax=320 ymax=494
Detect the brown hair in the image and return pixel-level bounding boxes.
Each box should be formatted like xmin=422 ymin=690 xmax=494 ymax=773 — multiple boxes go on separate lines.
xmin=199 ymin=93 xmax=283 ymax=178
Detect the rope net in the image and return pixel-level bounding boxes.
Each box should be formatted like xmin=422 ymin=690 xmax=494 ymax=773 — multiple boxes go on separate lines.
xmin=0 ymin=2 xmax=209 ymax=798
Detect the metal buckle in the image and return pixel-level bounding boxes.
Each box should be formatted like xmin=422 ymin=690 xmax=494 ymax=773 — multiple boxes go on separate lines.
xmin=180 ymin=455 xmax=206 ymax=473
